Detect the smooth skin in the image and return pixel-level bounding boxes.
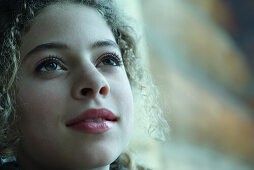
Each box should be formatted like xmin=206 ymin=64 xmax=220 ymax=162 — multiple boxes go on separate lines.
xmin=16 ymin=3 xmax=134 ymax=170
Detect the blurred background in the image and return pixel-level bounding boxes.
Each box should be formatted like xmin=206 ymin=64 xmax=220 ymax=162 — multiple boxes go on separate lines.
xmin=117 ymin=0 xmax=254 ymax=169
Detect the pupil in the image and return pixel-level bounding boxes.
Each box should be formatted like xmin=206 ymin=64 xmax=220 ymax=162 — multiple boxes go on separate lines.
xmin=104 ymin=59 xmax=115 ymax=65
xmin=46 ymin=63 xmax=57 ymax=71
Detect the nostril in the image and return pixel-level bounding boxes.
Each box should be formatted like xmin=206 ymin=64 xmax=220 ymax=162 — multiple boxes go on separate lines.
xmin=81 ymin=88 xmax=91 ymax=96
xmin=99 ymin=86 xmax=108 ymax=96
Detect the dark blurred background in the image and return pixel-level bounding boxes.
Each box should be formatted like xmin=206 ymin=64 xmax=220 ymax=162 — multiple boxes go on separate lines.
xmin=222 ymin=0 xmax=254 ymax=75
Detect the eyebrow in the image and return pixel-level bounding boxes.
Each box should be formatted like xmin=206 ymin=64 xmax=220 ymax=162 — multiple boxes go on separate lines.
xmin=91 ymin=40 xmax=120 ymax=50
xmin=22 ymin=40 xmax=120 ymax=62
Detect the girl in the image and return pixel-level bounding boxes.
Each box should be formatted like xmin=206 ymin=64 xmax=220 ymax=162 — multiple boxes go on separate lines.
xmin=0 ymin=0 xmax=169 ymax=169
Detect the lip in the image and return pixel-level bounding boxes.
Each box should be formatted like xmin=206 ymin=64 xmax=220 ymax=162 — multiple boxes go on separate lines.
xmin=66 ymin=108 xmax=117 ymax=134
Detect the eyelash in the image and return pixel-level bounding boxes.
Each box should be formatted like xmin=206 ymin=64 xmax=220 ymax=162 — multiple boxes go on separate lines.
xmin=35 ymin=53 xmax=123 ymax=73
xmin=35 ymin=56 xmax=66 ymax=73
xmin=95 ymin=52 xmax=123 ymax=67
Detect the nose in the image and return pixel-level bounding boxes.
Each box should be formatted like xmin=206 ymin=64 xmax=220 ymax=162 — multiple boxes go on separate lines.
xmin=71 ymin=66 xmax=110 ymax=99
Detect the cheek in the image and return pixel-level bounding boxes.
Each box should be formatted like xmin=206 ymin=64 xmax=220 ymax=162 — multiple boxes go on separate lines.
xmin=112 ymin=74 xmax=134 ymax=134
xmin=16 ymin=81 xmax=66 ymax=135
xmin=121 ymin=88 xmax=134 ymax=128
xmin=16 ymin=80 xmax=71 ymax=158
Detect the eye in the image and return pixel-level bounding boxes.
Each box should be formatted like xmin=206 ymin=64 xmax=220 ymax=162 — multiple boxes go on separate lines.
xmin=35 ymin=56 xmax=67 ymax=73
xmin=96 ymin=53 xmax=123 ymax=67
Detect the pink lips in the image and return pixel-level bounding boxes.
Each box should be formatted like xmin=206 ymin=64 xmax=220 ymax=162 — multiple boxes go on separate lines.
xmin=66 ymin=108 xmax=117 ymax=134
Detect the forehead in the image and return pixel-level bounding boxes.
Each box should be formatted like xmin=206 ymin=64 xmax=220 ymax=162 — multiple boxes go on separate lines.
xmin=21 ymin=2 xmax=115 ymax=56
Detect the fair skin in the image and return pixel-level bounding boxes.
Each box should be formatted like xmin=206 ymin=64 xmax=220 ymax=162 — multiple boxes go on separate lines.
xmin=16 ymin=3 xmax=134 ymax=170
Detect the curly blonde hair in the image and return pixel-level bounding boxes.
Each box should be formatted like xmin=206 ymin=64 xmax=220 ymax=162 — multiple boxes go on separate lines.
xmin=0 ymin=0 xmax=169 ymax=169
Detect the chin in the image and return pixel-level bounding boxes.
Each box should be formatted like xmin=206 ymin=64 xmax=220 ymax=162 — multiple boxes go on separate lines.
xmin=61 ymin=145 xmax=122 ymax=170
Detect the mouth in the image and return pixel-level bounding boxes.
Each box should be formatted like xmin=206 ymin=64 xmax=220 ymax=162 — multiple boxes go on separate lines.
xmin=66 ymin=108 xmax=117 ymax=134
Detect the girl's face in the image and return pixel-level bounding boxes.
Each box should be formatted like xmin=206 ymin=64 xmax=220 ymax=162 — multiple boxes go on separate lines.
xmin=16 ymin=3 xmax=133 ymax=170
